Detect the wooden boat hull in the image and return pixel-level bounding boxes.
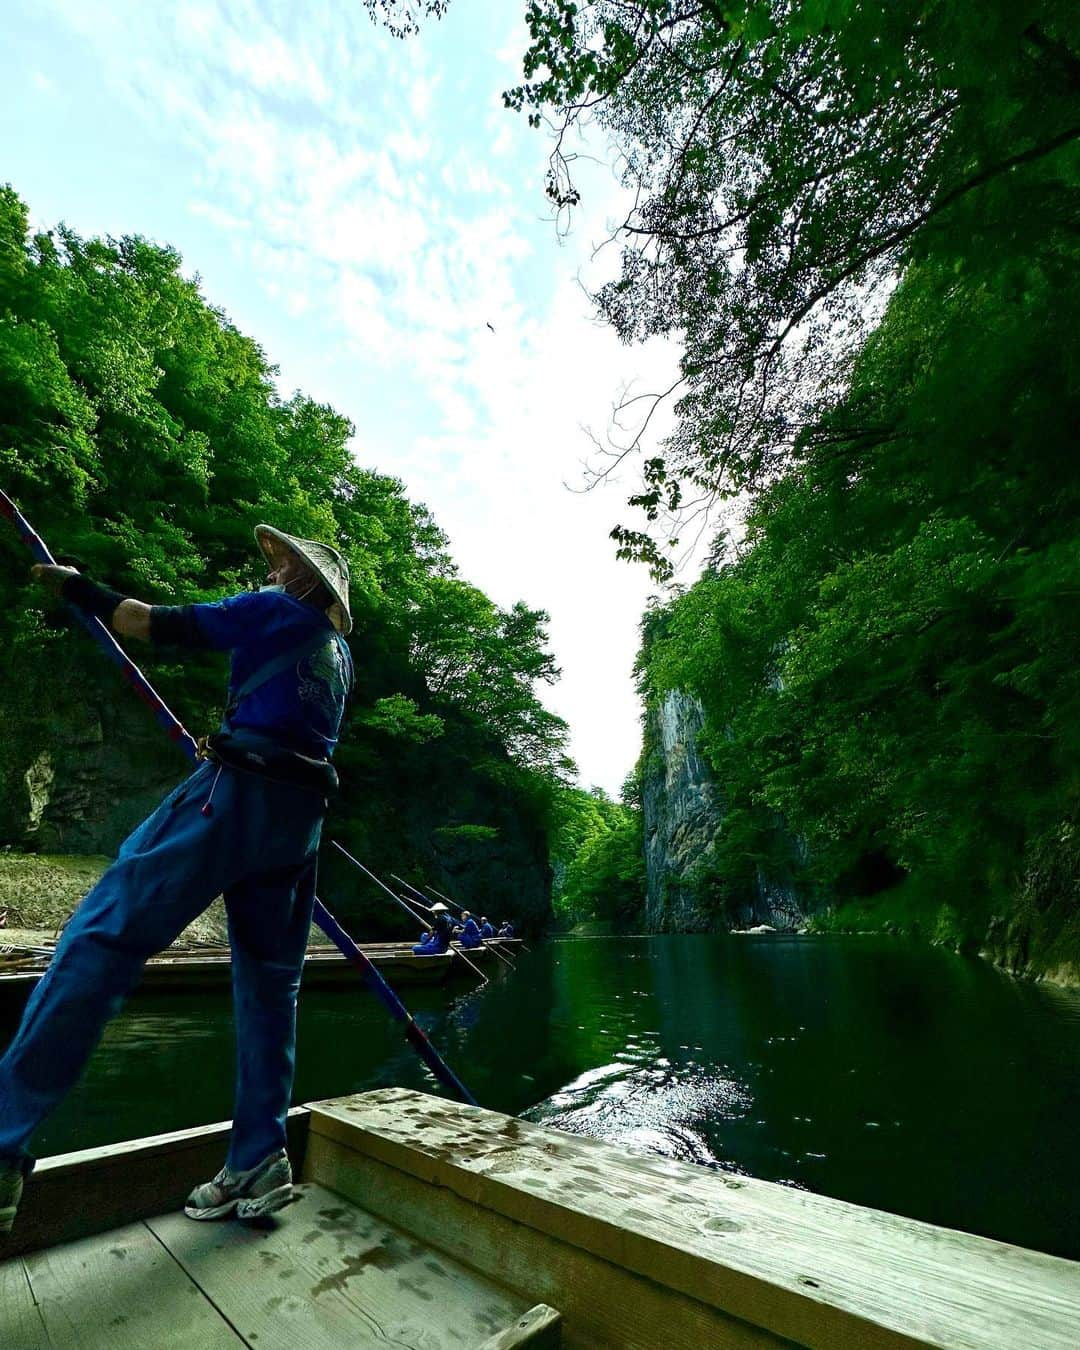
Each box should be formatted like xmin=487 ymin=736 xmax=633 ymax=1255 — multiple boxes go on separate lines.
xmin=0 ymin=940 xmax=521 ymax=1005
xmin=2 ymin=1086 xmax=1078 ymax=1348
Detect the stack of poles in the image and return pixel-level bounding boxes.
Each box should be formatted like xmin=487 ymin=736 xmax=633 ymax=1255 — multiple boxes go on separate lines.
xmin=392 ymin=874 xmax=517 ymax=970
xmin=0 ymin=488 xmax=478 ymax=1108
xmin=330 ymin=842 xmax=489 ymax=987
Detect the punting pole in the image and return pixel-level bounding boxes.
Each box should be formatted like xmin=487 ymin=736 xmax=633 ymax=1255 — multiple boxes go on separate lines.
xmin=394 ymin=874 xmax=464 ymax=914
xmin=424 ymin=882 xmax=520 ymax=966
xmin=393 ymin=874 xmax=516 ymax=970
xmin=0 ymin=488 xmax=478 ymax=1108
xmin=425 ymin=881 xmax=529 ymax=950
xmin=335 ymin=844 xmax=489 ymax=986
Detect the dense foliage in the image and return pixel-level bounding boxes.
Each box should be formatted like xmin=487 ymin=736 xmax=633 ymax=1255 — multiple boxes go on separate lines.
xmin=550 ymin=783 xmax=646 ymax=929
xmin=509 ymin=0 xmax=1079 ymax=576
xmin=636 ymin=216 xmax=1078 ymax=942
xmin=0 ymin=187 xmax=571 ymax=932
xmin=507 ymin=3 xmax=1077 ymax=953
xmin=631 ymin=237 xmax=1080 ymax=950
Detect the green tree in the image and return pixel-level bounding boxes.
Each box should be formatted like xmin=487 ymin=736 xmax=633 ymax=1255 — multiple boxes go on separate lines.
xmin=508 ymin=1 xmax=1079 ymax=573
xmin=551 ymin=784 xmax=646 ymax=927
xmin=0 ymin=187 xmax=572 ymax=937
xmin=640 ymin=242 xmax=1078 ymax=942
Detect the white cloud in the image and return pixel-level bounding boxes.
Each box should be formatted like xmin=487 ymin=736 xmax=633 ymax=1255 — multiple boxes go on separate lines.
xmin=30 ymin=0 xmax=687 ymax=791
xmin=220 ymin=30 xmax=330 ymax=104
xmin=188 ymin=199 xmax=245 ymax=231
xmin=386 ymin=128 xmax=429 ymax=163
xmin=491 ymin=123 xmax=515 ymax=158
xmin=408 ymin=72 xmax=438 ymax=121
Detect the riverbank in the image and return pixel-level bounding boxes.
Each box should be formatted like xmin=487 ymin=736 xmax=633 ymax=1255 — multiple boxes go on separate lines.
xmin=808 ymin=884 xmax=1080 ymax=990
xmin=0 ymin=852 xmax=229 ymax=946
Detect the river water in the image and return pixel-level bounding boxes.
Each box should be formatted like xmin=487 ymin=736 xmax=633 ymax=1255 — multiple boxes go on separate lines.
xmin=5 ymin=934 xmax=1078 ymax=1259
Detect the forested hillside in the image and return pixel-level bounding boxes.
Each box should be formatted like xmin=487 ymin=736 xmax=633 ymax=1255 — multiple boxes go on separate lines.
xmin=549 ymin=783 xmax=645 ymax=931
xmin=0 ymin=186 xmax=571 ymax=935
xmin=637 ymin=248 xmax=1078 ymax=970
xmin=513 ymin=2 xmax=1079 ymax=975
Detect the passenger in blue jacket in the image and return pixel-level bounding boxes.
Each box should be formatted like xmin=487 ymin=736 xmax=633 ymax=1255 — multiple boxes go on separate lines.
xmin=458 ymin=912 xmax=484 ymax=949
xmin=479 ymin=917 xmax=495 ymax=939
xmin=498 ymin=921 xmax=515 ymax=939
xmin=413 ymin=904 xmax=454 ymax=955
xmin=0 ymin=525 xmax=352 ymax=1237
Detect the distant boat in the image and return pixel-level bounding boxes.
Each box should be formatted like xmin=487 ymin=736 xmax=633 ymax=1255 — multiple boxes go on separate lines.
xmin=0 ymin=939 xmax=522 ymax=1003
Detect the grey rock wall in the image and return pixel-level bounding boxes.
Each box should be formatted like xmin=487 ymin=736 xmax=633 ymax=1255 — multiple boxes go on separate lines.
xmin=0 ymin=684 xmax=185 ymax=856
xmin=642 ymin=688 xmax=807 ymax=932
xmin=643 ymin=689 xmax=720 ymax=931
xmin=1 ymin=682 xmax=552 ymax=936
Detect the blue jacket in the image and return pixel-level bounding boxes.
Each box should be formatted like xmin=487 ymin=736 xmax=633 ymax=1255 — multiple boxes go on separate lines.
xmin=458 ymin=918 xmax=483 ymax=949
xmin=413 ymin=912 xmax=454 ymax=955
xmin=184 ymin=590 xmax=353 ymax=758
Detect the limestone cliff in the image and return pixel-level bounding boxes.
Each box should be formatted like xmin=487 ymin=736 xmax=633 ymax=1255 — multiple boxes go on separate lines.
xmin=642 ymin=688 xmax=808 ymax=932
xmin=0 ymin=666 xmax=184 ymax=857
xmin=642 ymin=690 xmax=718 ymax=930
xmin=0 ymin=678 xmax=552 ymax=937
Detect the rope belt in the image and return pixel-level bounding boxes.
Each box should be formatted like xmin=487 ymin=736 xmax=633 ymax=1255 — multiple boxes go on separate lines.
xmin=198 ymin=731 xmax=339 ymax=798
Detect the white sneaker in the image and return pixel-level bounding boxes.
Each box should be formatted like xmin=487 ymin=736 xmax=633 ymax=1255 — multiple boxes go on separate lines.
xmin=184 ymin=1149 xmax=292 ymax=1221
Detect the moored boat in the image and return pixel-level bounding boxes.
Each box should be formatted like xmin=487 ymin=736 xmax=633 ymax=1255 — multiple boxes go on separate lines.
xmin=2 ymin=1086 xmax=1077 ymax=1348
xmin=0 ymin=939 xmax=522 ymax=1004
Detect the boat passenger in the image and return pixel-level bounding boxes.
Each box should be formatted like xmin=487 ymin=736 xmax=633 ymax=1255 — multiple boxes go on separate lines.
xmin=458 ymin=911 xmax=484 ymax=949
xmin=413 ymin=904 xmax=454 ymax=955
xmin=0 ymin=526 xmax=353 ymax=1236
xmin=479 ymin=917 xmax=495 ymax=939
xmin=498 ymin=921 xmax=515 ymax=939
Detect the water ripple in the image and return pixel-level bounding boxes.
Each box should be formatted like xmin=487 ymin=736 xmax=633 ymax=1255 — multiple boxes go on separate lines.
xmin=524 ymin=1057 xmax=752 ymax=1169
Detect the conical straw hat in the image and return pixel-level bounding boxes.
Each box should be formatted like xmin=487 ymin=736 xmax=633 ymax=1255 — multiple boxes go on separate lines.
xmin=254 ymin=525 xmax=352 ymax=635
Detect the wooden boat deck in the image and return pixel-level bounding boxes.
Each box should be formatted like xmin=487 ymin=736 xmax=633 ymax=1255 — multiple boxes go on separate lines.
xmin=3 ymin=1181 xmax=541 ymax=1348
xmin=3 ymin=1087 xmax=1078 ymax=1347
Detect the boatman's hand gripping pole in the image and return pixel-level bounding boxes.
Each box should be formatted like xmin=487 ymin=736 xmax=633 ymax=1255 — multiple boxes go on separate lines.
xmin=0 ymin=488 xmax=478 ymax=1108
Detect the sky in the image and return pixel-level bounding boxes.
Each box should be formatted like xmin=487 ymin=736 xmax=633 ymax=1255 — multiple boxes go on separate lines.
xmin=3 ymin=0 xmax=686 ymax=794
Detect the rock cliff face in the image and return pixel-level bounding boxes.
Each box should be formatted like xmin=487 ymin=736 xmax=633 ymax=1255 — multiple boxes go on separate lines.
xmin=1 ymin=686 xmax=552 ymax=937
xmin=980 ymin=818 xmax=1080 ymax=988
xmin=642 ymin=688 xmax=807 ymax=932
xmin=0 ymin=672 xmax=185 ymax=857
xmin=643 ymin=690 xmax=719 ymax=930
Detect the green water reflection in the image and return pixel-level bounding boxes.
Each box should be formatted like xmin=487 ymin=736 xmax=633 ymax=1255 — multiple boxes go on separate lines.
xmin=5 ymin=935 xmax=1078 ymax=1259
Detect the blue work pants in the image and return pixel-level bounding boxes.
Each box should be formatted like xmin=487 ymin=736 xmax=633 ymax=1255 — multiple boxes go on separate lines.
xmin=0 ymin=761 xmax=323 ymax=1173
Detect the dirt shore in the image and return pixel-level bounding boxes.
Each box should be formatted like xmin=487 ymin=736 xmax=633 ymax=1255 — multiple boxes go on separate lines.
xmin=0 ymin=852 xmax=229 ymax=947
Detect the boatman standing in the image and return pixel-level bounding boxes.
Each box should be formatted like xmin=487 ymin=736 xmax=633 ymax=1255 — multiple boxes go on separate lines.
xmin=0 ymin=526 xmax=353 ymax=1234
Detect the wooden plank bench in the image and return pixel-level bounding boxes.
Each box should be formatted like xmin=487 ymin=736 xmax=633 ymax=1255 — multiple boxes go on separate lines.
xmin=306 ymin=1088 xmax=1080 ymax=1349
